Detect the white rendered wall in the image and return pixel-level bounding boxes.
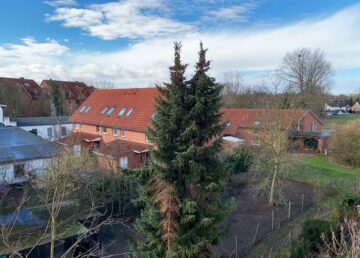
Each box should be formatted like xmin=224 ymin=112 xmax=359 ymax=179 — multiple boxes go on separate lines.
xmin=0 ymin=158 xmax=51 ymax=185
xmin=20 ymin=123 xmax=73 ymax=142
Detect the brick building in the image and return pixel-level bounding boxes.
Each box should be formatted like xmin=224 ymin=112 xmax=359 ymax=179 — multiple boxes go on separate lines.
xmin=40 ymin=80 xmax=95 ymax=115
xmin=0 ymin=77 xmax=49 ymax=117
xmin=221 ymin=108 xmax=326 ymax=152
xmin=63 ymin=87 xmax=157 ymax=172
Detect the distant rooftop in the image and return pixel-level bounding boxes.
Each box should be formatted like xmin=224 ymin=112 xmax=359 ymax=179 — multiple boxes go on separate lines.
xmin=0 ymin=127 xmax=57 ymax=164
xmin=15 ymin=116 xmax=70 ymax=127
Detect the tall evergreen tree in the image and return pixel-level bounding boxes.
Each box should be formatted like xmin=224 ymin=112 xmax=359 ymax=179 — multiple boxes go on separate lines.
xmin=135 ymin=42 xmax=229 ymax=258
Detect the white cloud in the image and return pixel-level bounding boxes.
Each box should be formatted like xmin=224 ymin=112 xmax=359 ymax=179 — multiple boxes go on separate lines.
xmin=0 ymin=38 xmax=69 ymax=58
xmin=44 ymin=0 xmax=77 ymax=7
xmin=1 ymin=4 xmax=360 ymax=94
xmin=205 ymin=1 xmax=259 ymax=22
xmin=47 ymin=0 xmax=194 ymax=40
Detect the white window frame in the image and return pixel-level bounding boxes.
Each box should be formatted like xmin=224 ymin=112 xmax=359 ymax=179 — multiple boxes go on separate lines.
xmin=47 ymin=127 xmax=53 ymax=138
xmin=73 ymin=144 xmax=81 ymax=156
xmin=119 ymin=156 xmax=128 ymax=169
xmin=118 ymin=107 xmax=127 ymax=117
xmin=311 ymin=122 xmax=317 ymax=132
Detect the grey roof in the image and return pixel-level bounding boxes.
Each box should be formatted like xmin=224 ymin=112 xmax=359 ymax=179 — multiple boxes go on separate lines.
xmin=15 ymin=116 xmax=70 ymax=127
xmin=0 ymin=127 xmax=57 ymax=164
xmin=326 ymin=101 xmax=349 ymax=107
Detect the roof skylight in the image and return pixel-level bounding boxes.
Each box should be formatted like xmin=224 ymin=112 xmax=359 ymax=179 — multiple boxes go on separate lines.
xmin=117 ymin=107 xmax=127 ymax=117
xmin=84 ymin=106 xmax=91 ymax=113
xmin=101 ymin=107 xmax=109 ymax=114
xmin=126 ymin=108 xmax=134 ymax=117
xmin=106 ymin=107 xmax=115 ymax=116
xmin=79 ymin=106 xmax=87 ymax=113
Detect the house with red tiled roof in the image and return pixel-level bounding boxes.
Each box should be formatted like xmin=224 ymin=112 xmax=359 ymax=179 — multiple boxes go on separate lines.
xmin=0 ymin=77 xmax=49 ymax=117
xmin=64 ymin=87 xmax=158 ymax=172
xmin=40 ymin=79 xmax=95 ymax=115
xmin=66 ymin=87 xmax=327 ymax=171
xmin=221 ymin=108 xmax=326 ymax=152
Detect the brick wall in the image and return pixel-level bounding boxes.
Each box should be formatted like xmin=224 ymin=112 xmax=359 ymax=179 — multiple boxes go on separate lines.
xmin=73 ymin=123 xmax=148 ymax=144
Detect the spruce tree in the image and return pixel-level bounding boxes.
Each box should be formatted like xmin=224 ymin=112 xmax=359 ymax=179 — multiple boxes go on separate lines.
xmin=135 ymin=42 xmax=229 ymax=258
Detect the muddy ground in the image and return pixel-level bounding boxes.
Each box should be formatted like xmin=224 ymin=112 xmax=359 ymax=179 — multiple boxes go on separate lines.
xmin=217 ymin=179 xmax=323 ymax=257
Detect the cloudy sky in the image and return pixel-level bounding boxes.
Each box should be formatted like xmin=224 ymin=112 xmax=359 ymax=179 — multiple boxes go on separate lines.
xmin=0 ymin=0 xmax=359 ymax=94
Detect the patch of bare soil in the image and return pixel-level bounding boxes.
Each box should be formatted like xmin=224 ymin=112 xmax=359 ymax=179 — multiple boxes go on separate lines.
xmin=217 ymin=180 xmax=323 ymax=257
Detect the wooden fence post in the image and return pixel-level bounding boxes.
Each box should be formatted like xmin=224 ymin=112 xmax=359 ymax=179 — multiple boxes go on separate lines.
xmin=301 ymin=194 xmax=304 ymax=214
xmin=252 ymin=222 xmax=260 ymax=245
xmin=288 ymin=201 xmax=291 ymax=221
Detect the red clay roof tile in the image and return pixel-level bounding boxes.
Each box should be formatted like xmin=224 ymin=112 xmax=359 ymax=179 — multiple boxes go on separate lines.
xmin=70 ymin=87 xmax=159 ymax=132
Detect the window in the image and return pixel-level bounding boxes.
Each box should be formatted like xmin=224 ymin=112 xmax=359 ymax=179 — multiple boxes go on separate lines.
xmin=73 ymin=145 xmax=81 ymax=155
xmin=14 ymin=164 xmax=25 ymax=177
xmin=101 ymin=107 xmax=109 ymax=115
xmin=29 ymin=129 xmax=38 ymax=135
xmin=225 ymin=121 xmax=232 ymax=128
xmin=120 ymin=128 xmax=125 ymax=137
xmin=79 ymin=105 xmax=87 ymax=113
xmin=61 ymin=126 xmax=67 ymax=136
xmin=102 ymin=126 xmax=107 ymax=133
xmin=251 ymin=138 xmax=261 ymax=145
xmin=119 ymin=157 xmax=128 ymax=169
xmin=84 ymin=106 xmax=91 ymax=113
xmin=151 ymin=112 xmax=157 ymax=120
xmin=311 ymin=122 xmax=317 ymax=132
xmin=145 ymin=134 xmax=149 ymax=142
xmin=126 ymin=108 xmax=134 ymax=117
xmin=106 ymin=107 xmax=115 ymax=116
xmin=113 ymin=127 xmax=118 ymax=135
xmin=254 ymin=120 xmax=261 ymax=126
xmin=96 ymin=125 xmax=100 ymax=133
xmin=47 ymin=127 xmax=53 ymax=138
xmin=117 ymin=107 xmax=127 ymax=117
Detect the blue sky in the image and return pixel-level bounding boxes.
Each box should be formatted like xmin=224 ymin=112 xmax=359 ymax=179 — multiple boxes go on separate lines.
xmin=0 ymin=0 xmax=359 ymax=94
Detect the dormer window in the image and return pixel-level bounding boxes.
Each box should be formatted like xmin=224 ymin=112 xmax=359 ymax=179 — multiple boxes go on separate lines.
xmin=225 ymin=121 xmax=232 ymax=128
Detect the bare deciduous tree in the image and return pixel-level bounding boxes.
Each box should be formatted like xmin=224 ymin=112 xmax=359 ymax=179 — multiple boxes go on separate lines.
xmin=322 ymin=218 xmax=360 ymax=258
xmin=0 ymin=151 xmax=125 ymax=258
xmin=251 ymin=96 xmax=298 ymax=206
xmin=280 ymin=48 xmax=333 ymax=115
xmin=222 ymin=71 xmax=245 ymax=107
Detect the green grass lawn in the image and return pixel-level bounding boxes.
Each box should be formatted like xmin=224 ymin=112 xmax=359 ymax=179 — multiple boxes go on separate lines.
xmin=249 ymin=156 xmax=360 ymax=257
xmin=324 ymin=114 xmax=360 ymax=130
xmin=291 ymin=155 xmax=360 ymax=189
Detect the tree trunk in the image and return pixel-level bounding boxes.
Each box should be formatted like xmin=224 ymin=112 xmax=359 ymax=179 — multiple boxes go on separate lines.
xmin=269 ymin=161 xmax=278 ymax=206
xmin=50 ymin=214 xmax=56 ymax=258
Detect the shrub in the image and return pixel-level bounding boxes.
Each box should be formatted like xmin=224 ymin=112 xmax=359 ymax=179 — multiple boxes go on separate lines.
xmin=338 ymin=192 xmax=360 ymax=218
xmin=330 ymin=120 xmax=360 ymax=167
xmin=300 ymin=219 xmax=338 ymax=253
xmin=223 ymin=146 xmax=253 ymax=175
